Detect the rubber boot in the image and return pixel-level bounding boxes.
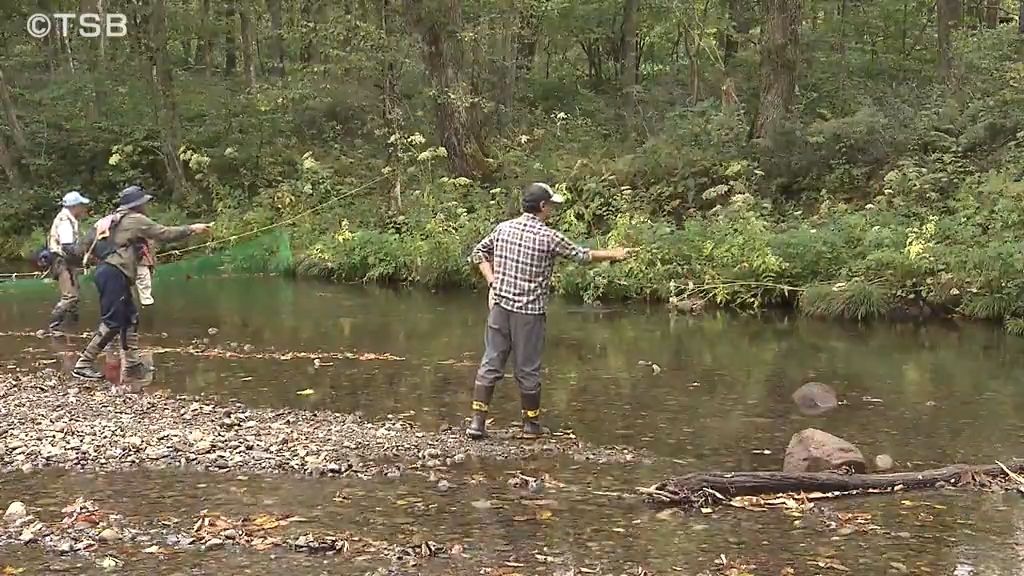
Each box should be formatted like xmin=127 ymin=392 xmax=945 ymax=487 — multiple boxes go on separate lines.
xmin=73 ymin=325 xmax=116 ymax=380
xmin=466 ymin=384 xmax=494 ymax=440
xmin=520 ymin=390 xmax=543 ymax=438
xmin=46 ymin=312 xmax=66 ymax=336
xmin=121 ymin=327 xmax=144 ymax=374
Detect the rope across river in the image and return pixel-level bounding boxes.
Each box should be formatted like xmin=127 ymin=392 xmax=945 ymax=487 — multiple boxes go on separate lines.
xmin=0 ymin=175 xmax=387 ymax=280
xmin=159 ymin=174 xmax=387 ymax=259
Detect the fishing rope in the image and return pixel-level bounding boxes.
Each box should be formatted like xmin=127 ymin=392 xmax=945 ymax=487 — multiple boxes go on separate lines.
xmin=0 ymin=175 xmax=387 ymax=280
xmin=160 ymin=174 xmax=388 ymax=259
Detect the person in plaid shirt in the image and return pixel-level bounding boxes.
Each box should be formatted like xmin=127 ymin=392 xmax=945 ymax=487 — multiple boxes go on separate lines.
xmin=466 ymin=182 xmax=631 ymax=439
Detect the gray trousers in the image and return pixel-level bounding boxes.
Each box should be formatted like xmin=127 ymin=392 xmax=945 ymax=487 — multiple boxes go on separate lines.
xmin=475 ymin=305 xmax=546 ymax=394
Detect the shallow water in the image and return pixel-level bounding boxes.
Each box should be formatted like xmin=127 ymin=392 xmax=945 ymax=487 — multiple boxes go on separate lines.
xmin=2 ymin=276 xmax=1024 ymax=573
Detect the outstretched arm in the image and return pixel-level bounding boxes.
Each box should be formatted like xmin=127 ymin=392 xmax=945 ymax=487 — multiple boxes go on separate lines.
xmin=135 ymin=215 xmax=213 ymax=243
xmin=551 ymin=232 xmax=632 ymax=264
xmin=589 ymin=247 xmax=632 ymax=262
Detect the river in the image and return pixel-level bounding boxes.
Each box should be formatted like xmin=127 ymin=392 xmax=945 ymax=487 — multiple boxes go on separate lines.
xmin=1 ymin=276 xmax=1022 ymax=574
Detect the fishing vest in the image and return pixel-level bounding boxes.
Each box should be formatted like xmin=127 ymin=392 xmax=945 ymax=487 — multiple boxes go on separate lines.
xmin=80 ymin=211 xmax=129 ymax=265
xmin=47 ymin=208 xmax=79 ymax=254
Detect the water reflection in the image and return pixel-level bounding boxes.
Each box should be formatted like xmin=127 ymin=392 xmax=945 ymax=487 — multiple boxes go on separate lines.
xmin=3 ymin=277 xmax=1024 ymax=469
xmin=3 ymin=277 xmax=1024 ymax=572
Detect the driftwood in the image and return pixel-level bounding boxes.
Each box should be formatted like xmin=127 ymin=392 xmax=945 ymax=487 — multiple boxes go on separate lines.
xmin=643 ymin=460 xmax=1024 ymax=508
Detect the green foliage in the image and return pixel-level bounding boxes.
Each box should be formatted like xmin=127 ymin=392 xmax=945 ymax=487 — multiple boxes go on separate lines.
xmin=800 ymin=281 xmax=892 ymax=321
xmin=4 ymin=0 xmax=1024 ymax=332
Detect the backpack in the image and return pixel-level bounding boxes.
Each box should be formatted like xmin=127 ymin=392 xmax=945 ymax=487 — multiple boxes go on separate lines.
xmin=31 ymin=246 xmax=54 ymax=271
xmin=78 ymin=211 xmax=128 ymax=266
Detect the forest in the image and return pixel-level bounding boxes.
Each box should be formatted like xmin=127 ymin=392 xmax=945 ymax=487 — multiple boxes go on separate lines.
xmin=2 ymin=0 xmax=1024 ymax=326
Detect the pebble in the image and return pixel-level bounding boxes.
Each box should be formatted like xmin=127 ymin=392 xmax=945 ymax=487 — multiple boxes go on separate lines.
xmin=875 ymin=454 xmax=894 ymax=471
xmin=202 ymin=538 xmax=225 ymax=550
xmin=220 ymin=529 xmax=239 ymax=540
xmin=0 ymin=370 xmax=647 ymax=481
xmin=4 ymin=501 xmax=27 ymax=522
xmin=436 ymin=479 xmax=451 ymax=492
xmin=98 ymin=528 xmax=121 ymax=542
xmin=527 ymin=478 xmax=545 ymax=494
xmin=207 ymin=328 xmax=219 ymax=336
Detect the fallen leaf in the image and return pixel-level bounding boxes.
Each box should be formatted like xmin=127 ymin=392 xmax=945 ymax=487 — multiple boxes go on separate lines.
xmin=3 ymin=568 xmax=25 ymax=575
xmin=808 ymin=559 xmax=849 ymax=572
xmin=97 ymin=556 xmax=122 ymax=569
xmin=296 ymin=389 xmax=315 ymax=396
xmin=535 ymin=509 xmax=554 ymax=520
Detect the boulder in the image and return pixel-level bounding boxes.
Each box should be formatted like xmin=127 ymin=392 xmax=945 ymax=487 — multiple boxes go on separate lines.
xmin=783 ymin=428 xmax=866 ymax=474
xmin=875 ymin=454 xmax=895 ymax=471
xmin=792 ymin=382 xmax=838 ymax=416
xmin=4 ymin=501 xmax=27 ymax=522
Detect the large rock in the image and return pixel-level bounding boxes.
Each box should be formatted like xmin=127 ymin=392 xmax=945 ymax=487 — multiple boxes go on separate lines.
xmin=4 ymin=501 xmax=27 ymax=522
xmin=783 ymin=428 xmax=866 ymax=474
xmin=792 ymin=382 xmax=838 ymax=416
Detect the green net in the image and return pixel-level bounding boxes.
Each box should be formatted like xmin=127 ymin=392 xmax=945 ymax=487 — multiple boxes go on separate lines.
xmin=0 ymin=230 xmax=294 ymax=294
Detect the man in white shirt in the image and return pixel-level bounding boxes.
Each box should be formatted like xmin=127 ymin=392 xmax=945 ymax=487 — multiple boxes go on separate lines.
xmin=46 ymin=191 xmax=91 ymax=335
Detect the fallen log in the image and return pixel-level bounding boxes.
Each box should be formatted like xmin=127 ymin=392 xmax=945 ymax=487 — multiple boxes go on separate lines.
xmin=643 ymin=460 xmax=1024 ymax=508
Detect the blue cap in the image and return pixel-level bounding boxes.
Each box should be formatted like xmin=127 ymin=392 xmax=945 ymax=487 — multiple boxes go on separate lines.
xmin=62 ymin=191 xmax=91 ymax=207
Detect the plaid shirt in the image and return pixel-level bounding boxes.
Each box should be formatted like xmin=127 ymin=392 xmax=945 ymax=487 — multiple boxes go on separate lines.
xmin=470 ymin=213 xmax=591 ymax=315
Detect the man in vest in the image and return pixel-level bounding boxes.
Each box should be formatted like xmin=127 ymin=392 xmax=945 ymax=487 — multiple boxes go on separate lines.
xmin=465 ymin=182 xmax=632 ymax=439
xmin=71 ymin=186 xmax=212 ymax=381
xmin=46 ymin=191 xmax=92 ymax=335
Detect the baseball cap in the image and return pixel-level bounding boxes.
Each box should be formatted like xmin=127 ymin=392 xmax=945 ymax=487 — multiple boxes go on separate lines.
xmin=62 ymin=191 xmax=91 ymax=207
xmin=522 ymin=182 xmax=565 ymax=205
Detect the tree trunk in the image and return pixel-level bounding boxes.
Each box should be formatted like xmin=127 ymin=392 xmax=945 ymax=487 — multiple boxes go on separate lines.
xmin=405 ymin=0 xmax=488 ymax=179
xmin=682 ymin=25 xmax=701 ymax=103
xmin=225 ymin=0 xmax=238 ymax=75
xmin=151 ymin=0 xmax=189 ymax=202
xmin=515 ymin=6 xmax=539 ymax=76
xmin=239 ymin=4 xmax=257 ymax=88
xmin=267 ymin=0 xmax=286 ymax=77
xmin=490 ymin=4 xmax=518 ymax=131
xmin=382 ymin=0 xmax=401 ymax=211
xmin=985 ymin=0 xmax=1000 ymax=27
xmin=300 ymin=0 xmax=321 ymax=65
xmin=937 ymin=0 xmax=960 ymax=86
xmin=835 ymin=0 xmax=848 ymax=55
xmin=200 ymin=0 xmax=213 ymax=75
xmin=620 ymin=0 xmax=641 ymax=134
xmin=646 ymin=461 xmax=1024 ymax=509
xmin=723 ymin=0 xmax=753 ymax=64
xmin=0 ymin=135 xmax=22 ymax=188
xmin=1020 ymin=0 xmax=1024 ymax=33
xmin=0 ymin=68 xmax=28 ymax=152
xmin=752 ymin=0 xmax=800 ymax=139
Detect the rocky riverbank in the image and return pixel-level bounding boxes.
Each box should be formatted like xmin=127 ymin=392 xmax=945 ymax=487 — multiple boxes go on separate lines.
xmin=0 ymin=371 xmax=647 ymax=479
xmin=3 ymin=496 xmax=454 ymax=569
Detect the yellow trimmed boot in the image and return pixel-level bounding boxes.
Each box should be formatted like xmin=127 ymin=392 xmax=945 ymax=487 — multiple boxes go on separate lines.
xmin=466 ymin=384 xmax=494 ymax=439
xmin=521 ymin=390 xmax=543 ymax=438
